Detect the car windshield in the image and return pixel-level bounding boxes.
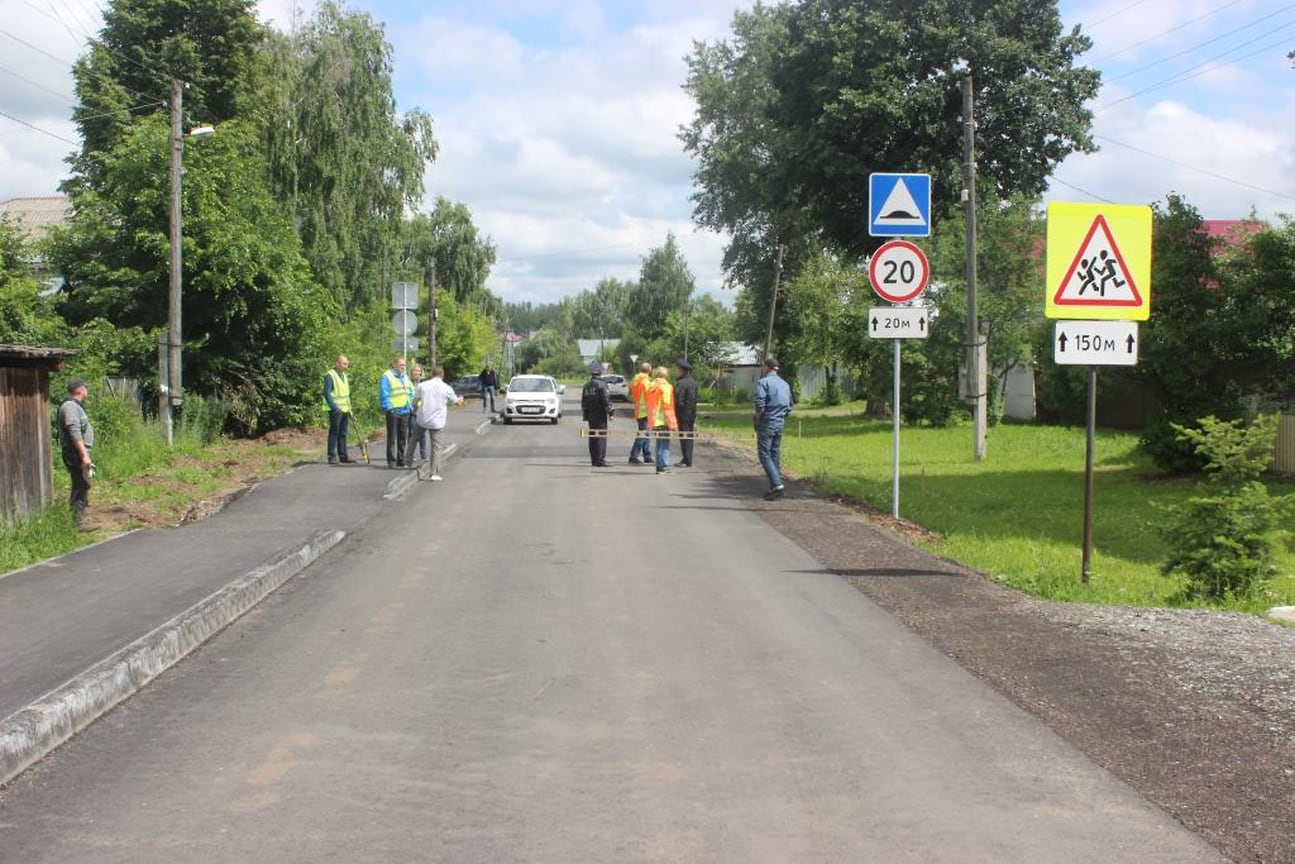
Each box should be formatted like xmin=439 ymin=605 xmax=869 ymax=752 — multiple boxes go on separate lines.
xmin=509 ymin=378 xmax=555 ymax=393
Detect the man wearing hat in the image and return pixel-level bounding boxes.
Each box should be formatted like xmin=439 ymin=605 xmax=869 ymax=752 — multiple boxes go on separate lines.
xmin=674 ymin=358 xmax=698 ymax=467
xmin=580 ymin=362 xmax=613 ymax=467
xmin=753 ymin=356 xmax=793 ymax=499
xmin=57 ymin=378 xmax=95 ymax=528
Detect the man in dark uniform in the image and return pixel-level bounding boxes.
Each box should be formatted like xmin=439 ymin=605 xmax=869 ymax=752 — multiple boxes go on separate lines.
xmin=581 ymin=362 xmax=613 ymax=467
xmin=674 ymin=358 xmax=698 ymax=467
xmin=58 ymin=378 xmax=95 ymax=529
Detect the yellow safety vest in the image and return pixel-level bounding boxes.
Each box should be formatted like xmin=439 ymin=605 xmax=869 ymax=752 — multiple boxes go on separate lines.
xmin=384 ymin=369 xmax=411 ymax=410
xmin=326 ymin=369 xmax=351 ymax=413
xmin=648 ymin=379 xmax=677 ymax=429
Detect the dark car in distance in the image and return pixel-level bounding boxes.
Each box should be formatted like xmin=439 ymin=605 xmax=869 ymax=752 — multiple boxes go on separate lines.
xmin=452 ymin=376 xmax=483 ymax=398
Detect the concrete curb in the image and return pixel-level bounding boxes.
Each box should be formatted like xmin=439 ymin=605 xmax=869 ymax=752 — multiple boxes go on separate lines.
xmin=382 ymin=442 xmax=461 ymax=501
xmin=473 ymin=416 xmax=494 ymax=435
xmin=0 ymin=529 xmax=345 ymax=787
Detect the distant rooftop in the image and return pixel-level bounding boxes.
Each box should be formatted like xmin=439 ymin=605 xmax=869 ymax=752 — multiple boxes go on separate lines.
xmin=1200 ymin=219 xmax=1264 ymax=245
xmin=0 ymin=196 xmax=71 ymax=240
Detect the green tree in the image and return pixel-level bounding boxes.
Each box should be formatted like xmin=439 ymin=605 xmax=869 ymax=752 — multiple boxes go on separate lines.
xmin=399 ymin=198 xmax=498 ymax=311
xmin=682 ymin=0 xmax=1099 ymax=343
xmin=50 ymin=118 xmax=335 ymax=435
xmin=628 ymin=234 xmax=695 ymax=341
xmin=260 ymin=2 xmax=437 ymax=308
xmin=0 ymin=219 xmax=66 ymax=345
xmin=69 ymin=0 xmax=264 ymax=185
xmin=780 ymin=252 xmax=864 ymax=404
xmin=571 ymin=278 xmax=631 ymax=342
xmin=664 ymin=294 xmax=736 ymax=375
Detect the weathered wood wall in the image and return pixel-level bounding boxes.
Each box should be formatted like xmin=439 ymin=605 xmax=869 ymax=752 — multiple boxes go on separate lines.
xmin=0 ymin=364 xmax=55 ymax=521
xmin=1273 ymin=413 xmax=1295 ymax=476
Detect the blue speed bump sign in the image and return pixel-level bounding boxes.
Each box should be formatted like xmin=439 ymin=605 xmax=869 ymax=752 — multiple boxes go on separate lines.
xmin=868 ymin=173 xmax=931 ymax=237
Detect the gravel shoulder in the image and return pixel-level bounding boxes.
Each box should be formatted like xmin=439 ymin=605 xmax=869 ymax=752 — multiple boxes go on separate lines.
xmin=703 ymin=442 xmax=1295 ymax=864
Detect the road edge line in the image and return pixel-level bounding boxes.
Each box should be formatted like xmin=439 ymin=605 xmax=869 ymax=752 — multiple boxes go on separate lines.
xmin=0 ymin=528 xmax=345 ymax=787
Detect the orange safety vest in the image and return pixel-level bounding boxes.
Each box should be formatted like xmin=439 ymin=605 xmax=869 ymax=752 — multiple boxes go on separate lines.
xmin=645 ymin=379 xmax=678 ymax=430
xmin=630 ymin=372 xmax=652 ymax=419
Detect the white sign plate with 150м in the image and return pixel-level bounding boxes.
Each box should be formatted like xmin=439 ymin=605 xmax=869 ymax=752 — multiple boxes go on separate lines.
xmin=1053 ymin=320 xmax=1139 ymax=366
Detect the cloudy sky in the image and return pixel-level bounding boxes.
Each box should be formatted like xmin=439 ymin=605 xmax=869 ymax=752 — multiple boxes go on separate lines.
xmin=2 ymin=0 xmax=1293 ymax=306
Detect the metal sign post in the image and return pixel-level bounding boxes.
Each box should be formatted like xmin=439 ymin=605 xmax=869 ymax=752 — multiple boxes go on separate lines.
xmin=866 ymin=300 xmax=930 ymax=519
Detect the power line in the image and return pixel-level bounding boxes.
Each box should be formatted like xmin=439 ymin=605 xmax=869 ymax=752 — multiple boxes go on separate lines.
xmin=1050 ymin=176 xmax=1116 ymax=203
xmin=1096 ymin=134 xmax=1295 ymax=202
xmin=0 ymin=108 xmax=77 ymax=144
xmin=1102 ymin=24 xmax=1295 ymax=107
xmin=1106 ymin=2 xmax=1294 ymax=78
xmin=1086 ymin=0 xmax=1154 ymax=29
xmin=496 ymin=242 xmax=645 ymax=264
xmin=1095 ymin=0 xmax=1249 ymax=62
xmin=0 ymin=63 xmax=76 ymax=101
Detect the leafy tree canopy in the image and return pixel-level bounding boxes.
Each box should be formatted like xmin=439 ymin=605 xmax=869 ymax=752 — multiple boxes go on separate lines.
xmin=628 ymin=233 xmax=695 ymax=341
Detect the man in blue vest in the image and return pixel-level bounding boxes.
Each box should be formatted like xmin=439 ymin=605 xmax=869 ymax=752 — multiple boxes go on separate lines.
xmin=380 ymin=355 xmax=413 ymax=468
xmin=753 ymin=356 xmax=793 ymax=499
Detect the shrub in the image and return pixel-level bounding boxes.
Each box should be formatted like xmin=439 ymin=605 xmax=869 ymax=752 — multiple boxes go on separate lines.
xmin=1160 ymin=415 xmax=1292 ymax=601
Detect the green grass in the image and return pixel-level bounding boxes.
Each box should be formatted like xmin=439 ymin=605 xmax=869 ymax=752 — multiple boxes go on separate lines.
xmin=0 ymin=505 xmax=81 ymax=575
xmin=702 ymin=403 xmax=1295 ymax=612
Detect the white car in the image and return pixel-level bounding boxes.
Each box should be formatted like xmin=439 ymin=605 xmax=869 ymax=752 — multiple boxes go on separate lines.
xmin=502 ymin=375 xmax=563 ymax=424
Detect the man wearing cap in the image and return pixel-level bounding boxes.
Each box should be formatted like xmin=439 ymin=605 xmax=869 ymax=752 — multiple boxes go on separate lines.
xmin=580 ymin=362 xmax=613 ymax=467
xmin=57 ymin=378 xmax=95 ymax=528
xmin=674 ymin=358 xmax=698 ymax=467
xmin=753 ymin=356 xmax=793 ymax=499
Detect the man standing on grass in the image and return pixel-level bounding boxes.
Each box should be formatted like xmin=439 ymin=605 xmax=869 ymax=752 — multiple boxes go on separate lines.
xmin=753 ymin=356 xmax=793 ymax=499
xmin=58 ymin=378 xmax=95 ymax=529
xmin=405 ymin=365 xmax=464 ymax=481
xmin=380 ymin=355 xmax=413 ymax=468
xmin=324 ymin=354 xmax=353 ymax=465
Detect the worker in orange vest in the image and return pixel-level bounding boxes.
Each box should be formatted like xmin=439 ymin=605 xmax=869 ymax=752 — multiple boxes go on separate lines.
xmin=645 ymin=366 xmax=678 ymax=474
xmin=627 ymin=361 xmax=653 ymax=465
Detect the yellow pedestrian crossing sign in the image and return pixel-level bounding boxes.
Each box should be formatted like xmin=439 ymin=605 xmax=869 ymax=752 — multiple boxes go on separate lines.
xmin=1046 ymin=202 xmax=1152 ymax=320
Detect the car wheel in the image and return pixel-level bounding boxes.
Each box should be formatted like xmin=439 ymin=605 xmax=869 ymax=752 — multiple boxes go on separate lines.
xmin=504 ymin=417 xmax=513 ymax=425
xmin=551 ymin=417 xmax=559 ymax=424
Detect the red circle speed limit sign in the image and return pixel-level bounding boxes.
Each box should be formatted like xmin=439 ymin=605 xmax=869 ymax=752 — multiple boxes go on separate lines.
xmin=869 ymin=240 xmax=930 ymax=303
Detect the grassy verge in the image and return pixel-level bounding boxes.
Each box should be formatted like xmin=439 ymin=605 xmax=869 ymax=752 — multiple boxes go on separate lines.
xmin=702 ymin=402 xmax=1295 ymax=612
xmin=1 ymin=417 xmax=324 ymax=576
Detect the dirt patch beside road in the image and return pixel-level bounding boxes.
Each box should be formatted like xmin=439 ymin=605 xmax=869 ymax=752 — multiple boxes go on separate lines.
xmin=703 ymin=441 xmax=1295 ymax=864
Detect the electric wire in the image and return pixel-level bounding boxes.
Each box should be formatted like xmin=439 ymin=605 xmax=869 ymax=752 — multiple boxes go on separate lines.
xmin=1050 ymin=176 xmax=1117 ymax=203
xmin=1106 ymin=2 xmax=1292 ymax=79
xmin=0 ymin=108 xmax=76 ymax=144
xmin=1086 ymin=0 xmax=1154 ymax=29
xmin=1096 ymin=134 xmax=1295 ymax=201
xmin=1094 ymin=0 xmax=1249 ymax=62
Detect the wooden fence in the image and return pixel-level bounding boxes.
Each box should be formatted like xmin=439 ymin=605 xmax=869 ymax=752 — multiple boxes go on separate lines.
xmin=1274 ymin=413 xmax=1295 ymax=475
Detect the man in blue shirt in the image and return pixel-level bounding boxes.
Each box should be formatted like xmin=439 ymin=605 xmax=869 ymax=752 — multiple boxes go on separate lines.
xmin=752 ymin=356 xmax=793 ymax=499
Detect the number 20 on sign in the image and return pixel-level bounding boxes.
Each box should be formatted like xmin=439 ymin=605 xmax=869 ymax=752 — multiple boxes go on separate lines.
xmin=869 ymin=240 xmax=930 ymax=303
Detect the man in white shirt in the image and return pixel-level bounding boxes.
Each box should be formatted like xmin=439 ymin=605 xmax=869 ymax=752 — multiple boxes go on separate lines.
xmin=405 ymin=365 xmax=464 ymax=480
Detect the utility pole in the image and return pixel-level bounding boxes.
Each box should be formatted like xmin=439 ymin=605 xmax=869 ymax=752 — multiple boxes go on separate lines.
xmin=962 ymin=76 xmax=986 ymax=461
xmin=165 ymin=78 xmax=184 ymax=446
xmin=762 ymin=243 xmax=785 ymax=361
xmin=427 ymin=259 xmax=438 ymax=366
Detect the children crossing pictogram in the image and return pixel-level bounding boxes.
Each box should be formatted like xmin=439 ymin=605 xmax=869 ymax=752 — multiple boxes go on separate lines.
xmin=1053 ymin=214 xmax=1142 ymax=308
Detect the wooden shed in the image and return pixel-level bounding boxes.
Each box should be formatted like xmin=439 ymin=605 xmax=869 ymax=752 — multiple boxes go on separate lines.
xmin=0 ymin=344 xmax=77 ymax=522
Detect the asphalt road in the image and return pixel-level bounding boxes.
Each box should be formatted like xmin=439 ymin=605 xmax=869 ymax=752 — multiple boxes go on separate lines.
xmin=0 ymin=406 xmax=1224 ymax=863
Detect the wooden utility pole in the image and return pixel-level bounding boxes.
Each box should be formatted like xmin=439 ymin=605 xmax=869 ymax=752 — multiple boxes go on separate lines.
xmin=165 ymin=78 xmax=184 ymax=446
xmin=762 ymin=243 xmax=785 ymax=361
xmin=963 ymin=76 xmax=986 ymax=461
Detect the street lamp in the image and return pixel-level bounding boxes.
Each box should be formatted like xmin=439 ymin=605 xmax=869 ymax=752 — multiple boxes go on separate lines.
xmin=164 ymin=75 xmax=214 ymax=445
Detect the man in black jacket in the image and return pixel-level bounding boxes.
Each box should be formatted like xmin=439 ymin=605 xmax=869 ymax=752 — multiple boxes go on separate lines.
xmin=581 ymin=363 xmax=613 ymax=467
xmin=479 ymin=363 xmax=500 ymax=413
xmin=674 ymin=358 xmax=699 ymax=467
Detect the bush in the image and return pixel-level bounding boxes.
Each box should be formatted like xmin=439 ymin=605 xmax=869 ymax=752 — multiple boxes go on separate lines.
xmin=1160 ymin=415 xmax=1292 ymax=601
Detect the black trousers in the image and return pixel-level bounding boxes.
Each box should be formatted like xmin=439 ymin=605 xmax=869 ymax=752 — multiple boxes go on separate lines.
xmin=386 ymin=410 xmax=409 ymax=465
xmin=587 ymin=419 xmax=608 ymax=465
xmin=679 ymin=419 xmax=695 ymax=465
xmin=327 ymin=409 xmax=350 ymax=461
xmin=63 ymin=453 xmax=90 ymax=519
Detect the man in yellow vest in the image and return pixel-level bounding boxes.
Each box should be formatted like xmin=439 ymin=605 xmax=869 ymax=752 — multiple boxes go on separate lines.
xmin=380 ymin=355 xmax=413 ymax=468
xmin=627 ymin=361 xmax=653 ymax=465
xmin=645 ymin=365 xmax=678 ymax=474
xmin=324 ymin=354 xmax=353 ymax=465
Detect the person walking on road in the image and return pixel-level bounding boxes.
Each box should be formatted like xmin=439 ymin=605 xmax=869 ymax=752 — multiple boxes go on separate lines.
xmin=645 ymin=366 xmax=678 ymax=474
xmin=753 ymin=356 xmax=793 ymax=499
xmin=407 ymin=364 xmax=428 ymax=462
xmin=674 ymin=358 xmax=698 ymax=468
xmin=405 ymin=365 xmax=464 ymax=481
xmin=627 ymin=361 xmax=653 ymax=465
xmin=380 ymin=356 xmax=413 ymax=468
xmin=479 ymin=363 xmax=500 ymax=414
xmin=581 ymin=362 xmax=614 ymax=467
xmin=57 ymin=378 xmax=95 ymax=529
xmin=324 ymin=354 xmax=353 ymax=465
